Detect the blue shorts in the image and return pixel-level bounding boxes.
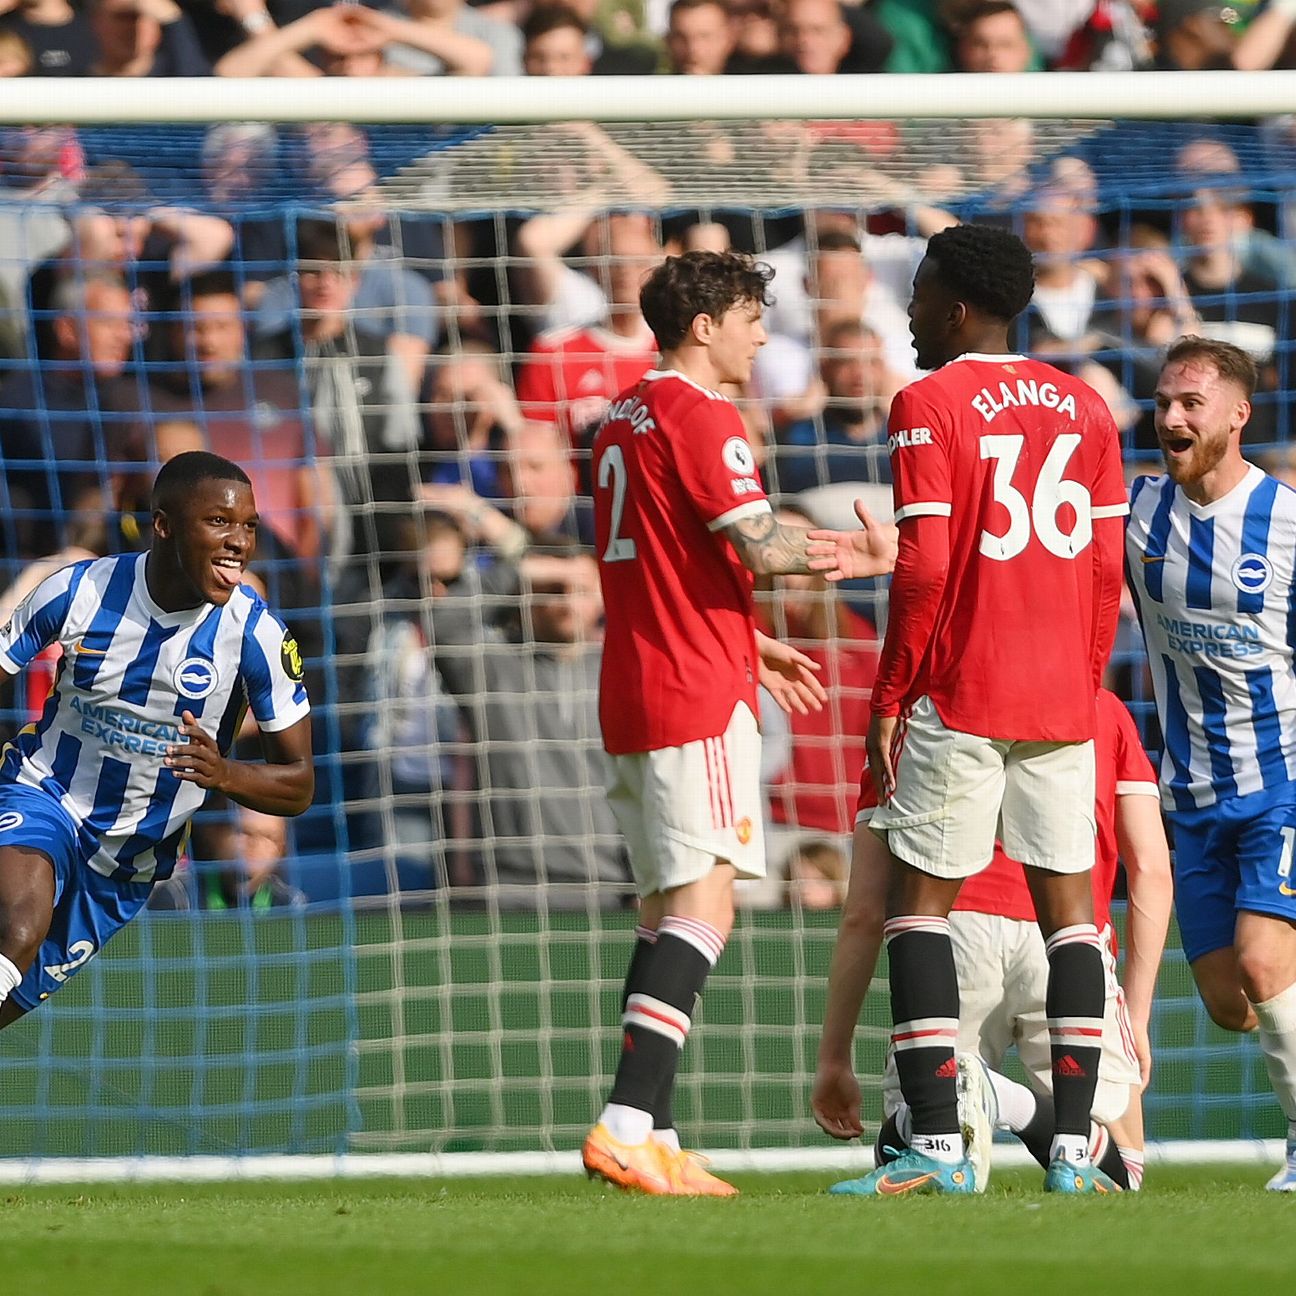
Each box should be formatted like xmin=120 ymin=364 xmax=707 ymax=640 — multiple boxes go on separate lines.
xmin=0 ymin=783 xmax=152 ymax=1011
xmin=1169 ymin=780 xmax=1296 ymax=965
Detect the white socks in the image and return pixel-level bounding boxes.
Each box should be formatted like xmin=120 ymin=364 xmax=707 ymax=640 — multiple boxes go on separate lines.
xmin=600 ymin=1103 xmax=653 ymax=1145
xmin=1249 ymin=981 xmax=1296 ymax=1123
xmin=0 ymin=953 xmax=20 ymax=1007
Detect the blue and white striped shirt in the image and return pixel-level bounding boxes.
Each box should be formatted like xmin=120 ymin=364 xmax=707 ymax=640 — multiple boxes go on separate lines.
xmin=0 ymin=553 xmax=310 ymax=882
xmin=1126 ymin=465 xmax=1296 ymax=811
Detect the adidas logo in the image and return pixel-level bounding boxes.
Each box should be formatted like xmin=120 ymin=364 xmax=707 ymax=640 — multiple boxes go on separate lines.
xmin=934 ymin=1057 xmax=958 ymax=1079
xmin=1054 ymin=1054 xmax=1087 ymax=1078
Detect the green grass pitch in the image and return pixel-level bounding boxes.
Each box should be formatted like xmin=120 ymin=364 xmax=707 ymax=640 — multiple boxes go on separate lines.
xmin=3 ymin=1166 xmax=1290 ymax=1296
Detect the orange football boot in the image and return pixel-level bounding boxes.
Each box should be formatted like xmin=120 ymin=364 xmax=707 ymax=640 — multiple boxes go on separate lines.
xmin=582 ymin=1123 xmax=676 ymax=1194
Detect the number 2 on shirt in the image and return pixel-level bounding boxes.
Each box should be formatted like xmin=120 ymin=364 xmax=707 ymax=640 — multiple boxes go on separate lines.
xmin=979 ymin=432 xmax=1092 ymax=561
xmin=597 ymin=444 xmax=638 ymax=563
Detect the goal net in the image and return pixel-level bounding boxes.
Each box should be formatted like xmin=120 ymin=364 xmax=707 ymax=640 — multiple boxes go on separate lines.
xmin=0 ymin=74 xmax=1290 ymax=1177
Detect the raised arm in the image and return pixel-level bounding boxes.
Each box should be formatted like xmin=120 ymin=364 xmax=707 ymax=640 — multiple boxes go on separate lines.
xmin=214 ymin=8 xmax=331 ymax=77
xmin=167 ymin=710 xmax=314 ymax=817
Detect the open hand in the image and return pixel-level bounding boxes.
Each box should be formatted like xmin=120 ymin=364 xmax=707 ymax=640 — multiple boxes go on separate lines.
xmin=756 ymin=632 xmax=826 ymax=716
xmin=806 ymin=499 xmax=897 ymax=582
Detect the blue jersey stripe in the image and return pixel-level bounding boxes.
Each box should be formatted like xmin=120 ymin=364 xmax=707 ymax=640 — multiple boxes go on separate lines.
xmin=240 ymin=621 xmax=275 ymax=720
xmin=1186 ymin=516 xmax=1215 ymax=611
xmin=1238 ymin=475 xmax=1280 ymax=614
xmin=1142 ymin=481 xmax=1177 ymax=604
xmin=1160 ymin=655 xmax=1198 ymax=812
xmin=1247 ymin=666 xmax=1288 ymax=790
xmin=172 ymin=604 xmax=225 ymax=720
xmin=47 ymin=731 xmax=81 ymax=795
xmin=111 ymin=767 xmax=183 ymax=874
xmin=71 ymin=557 xmax=137 ymax=691
xmin=5 ymin=561 xmax=88 ymax=669
xmin=1194 ymin=665 xmax=1240 ymax=800
xmin=75 ymin=754 xmax=132 ymax=859
xmin=118 ymin=621 xmax=181 ymax=707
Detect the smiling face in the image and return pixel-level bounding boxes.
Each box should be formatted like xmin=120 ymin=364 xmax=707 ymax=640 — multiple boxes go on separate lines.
xmin=154 ymin=476 xmax=259 ymax=608
xmin=1153 ymin=357 xmax=1250 ymax=495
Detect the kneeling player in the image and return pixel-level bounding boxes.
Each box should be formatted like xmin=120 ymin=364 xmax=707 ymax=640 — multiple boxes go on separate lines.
xmin=815 ymin=689 xmax=1172 ymax=1192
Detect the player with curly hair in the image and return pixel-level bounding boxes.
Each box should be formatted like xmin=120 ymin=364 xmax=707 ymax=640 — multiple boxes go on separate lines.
xmin=822 ymin=224 xmax=1130 ymax=1195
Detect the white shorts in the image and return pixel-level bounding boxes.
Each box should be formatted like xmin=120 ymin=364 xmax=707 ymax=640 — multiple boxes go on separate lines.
xmin=606 ymin=702 xmax=765 ymax=897
xmin=869 ymin=696 xmax=1096 ymax=879
xmin=882 ymin=912 xmax=1141 ymax=1126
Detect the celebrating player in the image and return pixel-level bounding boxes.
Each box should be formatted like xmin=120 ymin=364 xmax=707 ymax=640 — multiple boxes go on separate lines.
xmin=0 ymin=451 xmax=313 ymax=1024
xmin=582 ymin=249 xmax=894 ymax=1197
xmin=816 ymin=224 xmax=1129 ymax=1195
xmin=1128 ymin=336 xmax=1296 ymax=1192
xmin=815 ymin=688 xmax=1172 ymax=1194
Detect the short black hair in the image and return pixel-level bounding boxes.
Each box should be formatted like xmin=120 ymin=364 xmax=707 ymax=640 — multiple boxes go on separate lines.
xmin=640 ymin=250 xmax=774 ymax=350
xmin=162 ymin=267 xmax=241 ymax=315
xmin=295 ymin=216 xmax=346 ymax=265
xmin=925 ymin=224 xmax=1035 ymax=323
xmin=152 ymin=450 xmax=251 ymax=512
xmin=523 ymin=2 xmax=588 ymax=41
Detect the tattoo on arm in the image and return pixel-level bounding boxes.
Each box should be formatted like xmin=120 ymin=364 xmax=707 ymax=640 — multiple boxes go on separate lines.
xmin=725 ymin=513 xmax=813 ymax=575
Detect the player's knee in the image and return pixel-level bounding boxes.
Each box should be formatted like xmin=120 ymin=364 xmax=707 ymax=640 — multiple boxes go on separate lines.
xmin=1236 ymin=947 xmax=1291 ymax=1008
xmin=839 ymin=891 xmax=885 ymax=940
xmin=1201 ymin=988 xmax=1255 ymax=1033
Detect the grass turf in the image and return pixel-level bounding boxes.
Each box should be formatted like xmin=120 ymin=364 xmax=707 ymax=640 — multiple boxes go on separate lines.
xmin=2 ymin=1166 xmax=1289 ymax=1296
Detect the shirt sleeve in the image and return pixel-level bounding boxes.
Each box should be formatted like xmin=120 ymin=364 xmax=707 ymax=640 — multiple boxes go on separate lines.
xmin=1109 ymin=693 xmax=1159 ymax=796
xmin=886 ymin=385 xmax=951 ymax=523
xmin=673 ymin=392 xmax=772 ymax=531
xmin=0 ymin=561 xmax=88 ymax=674
xmin=1090 ymin=406 xmax=1131 ymax=520
xmin=240 ymin=607 xmax=311 ymax=734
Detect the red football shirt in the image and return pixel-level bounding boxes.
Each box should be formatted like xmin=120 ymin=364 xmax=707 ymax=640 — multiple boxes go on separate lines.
xmin=953 ymin=690 xmax=1159 ymax=926
xmin=515 ymin=324 xmax=657 ymax=442
xmin=872 ymin=353 xmax=1128 ymax=741
xmin=768 ymin=613 xmax=878 ymax=834
xmin=593 ymin=369 xmax=770 ymax=755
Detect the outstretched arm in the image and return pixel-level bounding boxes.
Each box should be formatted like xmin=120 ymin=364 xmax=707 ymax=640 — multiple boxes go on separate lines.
xmin=166 ymin=711 xmax=314 ymax=816
xmin=806 ymin=499 xmax=898 ymax=581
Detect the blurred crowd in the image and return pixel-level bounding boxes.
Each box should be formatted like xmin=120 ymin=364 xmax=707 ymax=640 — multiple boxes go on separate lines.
xmin=2 ymin=0 xmax=1296 ymax=81
xmin=2 ymin=0 xmax=1296 ymax=911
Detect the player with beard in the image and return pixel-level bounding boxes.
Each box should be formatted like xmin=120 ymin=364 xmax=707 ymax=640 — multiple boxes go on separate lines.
xmin=1127 ymin=335 xmax=1296 ymax=1191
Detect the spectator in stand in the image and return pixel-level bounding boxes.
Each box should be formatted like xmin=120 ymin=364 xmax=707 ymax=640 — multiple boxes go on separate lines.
xmin=522 ymin=3 xmax=593 ymax=73
xmin=726 ymin=0 xmax=779 ymax=69
xmin=382 ymin=0 xmax=521 ymax=75
xmin=756 ymin=226 xmax=922 ymax=434
xmin=514 ymin=211 xmax=660 ymax=443
xmin=1014 ymin=175 xmax=1108 ymax=357
xmin=0 ymin=0 xmax=89 ymax=74
xmin=784 ymin=839 xmax=848 ymax=910
xmin=422 ymin=417 xmax=590 ymax=551
xmin=88 ymin=0 xmax=210 ymax=75
xmin=0 ymin=27 xmax=33 ymax=73
xmin=431 ymin=540 xmax=630 ymax=905
xmin=539 ymin=0 xmax=659 ymax=73
xmin=1152 ymin=0 xmax=1240 ymax=69
xmin=215 ymin=2 xmax=493 ymax=77
xmin=945 ymin=0 xmax=1038 ymax=72
xmin=254 ymin=218 xmax=420 ymax=571
xmin=1053 ymin=0 xmax=1155 ymax=70
xmin=144 ymin=269 xmax=331 ymax=571
xmin=768 ymin=0 xmax=894 ymax=73
xmin=664 ymin=0 xmax=735 ymax=73
xmin=254 ymin=180 xmax=440 ymax=395
xmin=362 ymin=509 xmax=474 ymax=891
xmin=420 ymin=342 xmax=524 ymax=499
xmin=200 ymin=806 xmax=307 ymax=910
xmin=773 ymin=319 xmax=901 ymax=496
xmin=754 ymin=504 xmax=878 ymax=888
xmin=0 ymin=270 xmax=137 ymax=558
xmin=28 ymin=164 xmax=234 ymax=360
